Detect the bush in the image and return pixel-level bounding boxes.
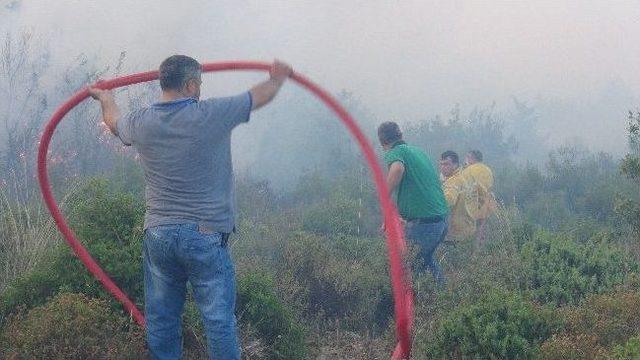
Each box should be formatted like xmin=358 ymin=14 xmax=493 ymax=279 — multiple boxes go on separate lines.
xmin=577 ymin=178 xmax=620 ymax=222
xmin=540 ymin=291 xmax=640 ymax=358
xmin=564 ymin=291 xmax=640 ymax=347
xmin=237 ymin=272 xmax=308 ymax=359
xmin=1 ymin=292 xmax=144 ymax=359
xmin=539 ymin=334 xmax=608 ymax=360
xmin=277 ymin=232 xmax=393 ymax=331
xmin=522 ymin=192 xmax=571 ymax=230
xmin=494 ymin=162 xmax=544 ymax=208
xmin=301 ymin=195 xmax=362 ymax=236
xmin=62 ymin=180 xmax=144 ymax=298
xmin=179 ymin=298 xmax=270 ymax=360
xmin=519 ymin=231 xmax=635 ymax=306
xmin=236 ymin=176 xmax=279 ymax=221
xmin=611 ymin=336 xmax=640 ymax=359
xmin=1 ymin=178 xmax=144 ymax=322
xmin=1 ymin=268 xmax=62 ymax=323
xmin=423 ymin=289 xmax=560 ymax=359
xmin=291 ymin=172 xmax=379 ymax=237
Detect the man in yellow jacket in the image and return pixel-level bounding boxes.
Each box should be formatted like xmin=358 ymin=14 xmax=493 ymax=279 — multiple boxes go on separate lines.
xmin=463 ymin=150 xmax=496 ymax=246
xmin=439 ymin=151 xmax=476 ymax=240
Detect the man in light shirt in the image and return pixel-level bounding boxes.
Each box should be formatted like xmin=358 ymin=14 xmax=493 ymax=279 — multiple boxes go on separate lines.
xmin=463 ymin=150 xmax=496 ymax=247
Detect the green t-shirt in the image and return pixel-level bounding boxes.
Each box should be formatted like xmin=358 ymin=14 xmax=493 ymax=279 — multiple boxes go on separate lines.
xmin=383 ymin=142 xmax=449 ymax=220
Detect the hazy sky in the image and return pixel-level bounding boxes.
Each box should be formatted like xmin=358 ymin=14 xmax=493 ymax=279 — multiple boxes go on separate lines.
xmin=3 ymin=0 xmax=640 ymax=154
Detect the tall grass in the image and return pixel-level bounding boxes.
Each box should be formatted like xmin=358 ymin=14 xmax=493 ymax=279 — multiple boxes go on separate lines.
xmin=0 ymin=185 xmax=75 ymax=291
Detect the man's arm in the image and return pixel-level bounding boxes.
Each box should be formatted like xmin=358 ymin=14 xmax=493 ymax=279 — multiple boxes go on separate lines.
xmin=386 ymin=161 xmax=405 ymax=194
xmin=87 ymin=87 xmax=121 ymax=136
xmin=249 ymin=60 xmax=292 ymax=110
xmin=380 ymin=161 xmax=406 ymax=231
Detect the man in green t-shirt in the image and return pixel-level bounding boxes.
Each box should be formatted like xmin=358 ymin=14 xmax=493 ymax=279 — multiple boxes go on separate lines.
xmin=378 ymin=121 xmax=449 ymax=285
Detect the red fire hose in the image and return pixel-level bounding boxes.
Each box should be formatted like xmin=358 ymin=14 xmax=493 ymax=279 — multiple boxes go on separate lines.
xmin=37 ymin=61 xmax=414 ymax=359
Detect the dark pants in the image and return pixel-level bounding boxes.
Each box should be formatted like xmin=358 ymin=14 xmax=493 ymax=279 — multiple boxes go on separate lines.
xmin=405 ymin=218 xmax=448 ymax=285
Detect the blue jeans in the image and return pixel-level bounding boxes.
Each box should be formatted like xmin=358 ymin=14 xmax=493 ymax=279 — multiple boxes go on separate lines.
xmin=405 ymin=218 xmax=448 ymax=285
xmin=143 ymin=224 xmax=239 ymax=360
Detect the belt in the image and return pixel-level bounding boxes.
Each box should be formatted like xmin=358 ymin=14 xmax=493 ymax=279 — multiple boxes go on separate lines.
xmin=407 ymin=215 xmax=445 ymax=224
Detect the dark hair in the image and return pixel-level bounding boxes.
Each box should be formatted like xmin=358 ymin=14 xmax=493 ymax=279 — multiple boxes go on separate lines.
xmin=468 ymin=150 xmax=483 ymax=162
xmin=377 ymin=121 xmax=403 ymax=145
xmin=441 ymin=150 xmax=459 ymax=165
xmin=159 ymin=55 xmax=201 ymax=91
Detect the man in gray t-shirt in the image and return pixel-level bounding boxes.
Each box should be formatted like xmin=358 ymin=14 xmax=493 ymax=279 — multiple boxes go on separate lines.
xmin=118 ymin=91 xmax=251 ymax=233
xmin=89 ymin=55 xmax=292 ymax=360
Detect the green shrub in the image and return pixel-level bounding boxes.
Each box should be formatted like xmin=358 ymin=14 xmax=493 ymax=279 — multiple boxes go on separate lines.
xmin=519 ymin=231 xmax=635 ymax=306
xmin=540 ymin=291 xmax=640 ymax=358
xmin=1 ymin=238 xmax=143 ymax=323
xmin=236 ymin=177 xmax=279 ymax=221
xmin=292 ymin=170 xmax=380 ymax=238
xmin=1 ymin=268 xmax=62 ymax=323
xmin=2 ymin=179 xmax=318 ymax=358
xmin=423 ymin=289 xmax=560 ymax=359
xmin=523 ymin=192 xmax=572 ymax=230
xmin=494 ymin=162 xmax=544 ymax=208
xmin=577 ymin=178 xmax=620 ymax=222
xmin=68 ymin=178 xmax=144 ymax=249
xmin=539 ymin=334 xmax=608 ymax=360
xmin=1 ymin=179 xmax=144 ymax=322
xmin=564 ymin=291 xmax=640 ymax=347
xmin=237 ymin=272 xmax=308 ymax=359
xmin=277 ymin=232 xmax=392 ymax=331
xmin=611 ymin=336 xmax=640 ymax=359
xmin=1 ymin=292 xmax=144 ymax=359
xmin=301 ymin=196 xmax=362 ymax=236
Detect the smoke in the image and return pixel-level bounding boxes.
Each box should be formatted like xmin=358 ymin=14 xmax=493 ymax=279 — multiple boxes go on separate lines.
xmin=3 ymin=0 xmax=639 ymax=180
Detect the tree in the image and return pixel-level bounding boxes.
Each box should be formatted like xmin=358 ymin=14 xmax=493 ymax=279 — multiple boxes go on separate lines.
xmin=616 ymin=111 xmax=640 ymax=236
xmin=0 ymin=32 xmax=49 ymax=205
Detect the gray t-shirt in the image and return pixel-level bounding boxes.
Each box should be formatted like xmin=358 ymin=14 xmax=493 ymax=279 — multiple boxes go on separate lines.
xmin=117 ymin=93 xmax=252 ymax=232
